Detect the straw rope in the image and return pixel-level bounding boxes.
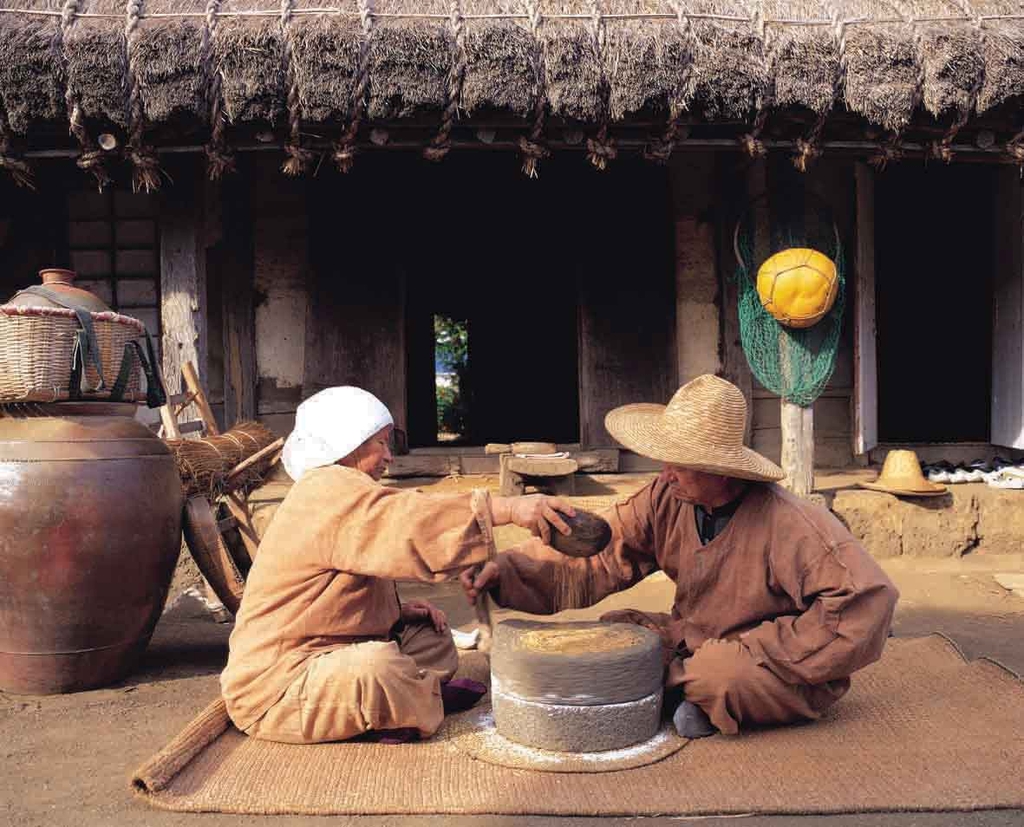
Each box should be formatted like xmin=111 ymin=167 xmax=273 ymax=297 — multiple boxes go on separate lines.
xmin=792 ymin=2 xmax=846 ymax=172
xmin=517 ymin=0 xmax=548 ymax=178
xmin=424 ymin=0 xmax=467 ymax=163
xmin=644 ymin=1 xmax=694 ymax=164
xmin=738 ymin=2 xmax=770 ymax=158
xmin=584 ymin=1 xmax=615 ymax=171
xmin=126 ymin=0 xmax=164 ymax=192
xmin=930 ymin=1 xmax=985 ymax=163
xmin=0 ymin=98 xmax=33 ymax=188
xmin=166 ymin=420 xmax=278 ymax=497
xmin=203 ymin=0 xmax=235 ymax=179
xmin=280 ymin=0 xmax=315 ymax=175
xmin=61 ymin=0 xmax=112 ymax=189
xmin=333 ymin=0 xmax=373 ymax=173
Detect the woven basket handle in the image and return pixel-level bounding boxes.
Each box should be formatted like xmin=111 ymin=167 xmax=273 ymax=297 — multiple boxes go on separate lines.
xmin=15 ymin=285 xmax=108 ymax=396
xmin=109 ymin=330 xmax=167 ymax=408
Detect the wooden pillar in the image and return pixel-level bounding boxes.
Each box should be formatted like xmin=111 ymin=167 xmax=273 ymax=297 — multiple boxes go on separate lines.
xmin=221 ymin=163 xmax=257 ymax=426
xmin=781 ymin=401 xmax=814 ymax=495
xmin=159 ymin=157 xmax=207 ymax=424
xmin=853 ymin=162 xmax=879 ymax=462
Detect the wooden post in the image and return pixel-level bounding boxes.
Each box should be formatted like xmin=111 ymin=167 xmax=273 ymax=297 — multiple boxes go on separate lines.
xmin=781 ymin=401 xmax=814 ymax=495
xmin=853 ymin=162 xmax=879 ymax=461
xmin=160 ymin=158 xmax=207 ymax=427
xmin=221 ymin=166 xmax=257 ymax=427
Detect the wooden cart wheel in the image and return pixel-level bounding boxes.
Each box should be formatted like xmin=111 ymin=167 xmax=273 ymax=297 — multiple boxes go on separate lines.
xmin=181 ymin=495 xmax=246 ymax=615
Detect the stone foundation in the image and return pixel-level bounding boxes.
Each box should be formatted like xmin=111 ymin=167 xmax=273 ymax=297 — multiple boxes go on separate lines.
xmin=830 ymin=484 xmax=1021 ymax=558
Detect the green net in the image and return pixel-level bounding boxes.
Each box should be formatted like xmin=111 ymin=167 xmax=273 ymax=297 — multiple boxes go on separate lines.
xmin=733 ymin=210 xmax=846 ymax=408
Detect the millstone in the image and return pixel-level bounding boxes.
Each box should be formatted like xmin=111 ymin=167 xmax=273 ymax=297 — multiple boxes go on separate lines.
xmin=491 ymin=685 xmax=663 ymax=752
xmin=490 ymin=620 xmax=664 ymax=753
xmin=491 ymin=619 xmax=663 ymax=705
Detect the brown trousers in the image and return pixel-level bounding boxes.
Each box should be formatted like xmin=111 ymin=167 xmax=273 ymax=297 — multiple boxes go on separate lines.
xmin=601 ymin=609 xmax=849 ymax=736
xmin=246 ymin=621 xmax=459 ymax=744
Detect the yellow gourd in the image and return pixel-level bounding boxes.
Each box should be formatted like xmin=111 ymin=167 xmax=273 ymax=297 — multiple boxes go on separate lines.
xmin=756 ymin=247 xmax=839 ymax=329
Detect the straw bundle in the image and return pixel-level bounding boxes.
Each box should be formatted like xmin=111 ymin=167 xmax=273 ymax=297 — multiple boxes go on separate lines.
xmin=840 ymin=1 xmax=919 ymax=132
xmin=686 ymin=0 xmax=770 ymax=121
xmin=461 ymin=0 xmax=536 ymax=117
xmin=130 ymin=0 xmax=208 ymax=124
xmin=290 ymin=0 xmax=362 ymax=125
xmin=63 ymin=0 xmax=129 ymax=129
xmin=0 ymin=0 xmax=65 ymax=134
xmin=215 ymin=0 xmax=286 ymax=124
xmin=542 ymin=1 xmax=603 ymax=122
xmin=911 ymin=0 xmax=984 ymax=119
xmin=764 ymin=1 xmax=837 ymax=115
xmin=367 ymin=0 xmax=453 ymax=120
xmin=166 ymin=420 xmax=278 ymax=497
xmin=976 ymin=0 xmax=1024 ymax=113
xmin=605 ymin=0 xmax=693 ymax=122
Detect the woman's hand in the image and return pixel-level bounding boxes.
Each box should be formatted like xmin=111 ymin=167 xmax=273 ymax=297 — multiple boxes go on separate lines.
xmin=491 ymin=494 xmax=576 ymax=544
xmin=400 ymin=599 xmax=448 ymax=633
xmin=460 ymin=561 xmax=500 ymax=605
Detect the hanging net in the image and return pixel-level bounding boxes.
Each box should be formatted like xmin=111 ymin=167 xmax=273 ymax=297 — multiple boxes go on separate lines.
xmin=733 ymin=200 xmax=846 ymax=408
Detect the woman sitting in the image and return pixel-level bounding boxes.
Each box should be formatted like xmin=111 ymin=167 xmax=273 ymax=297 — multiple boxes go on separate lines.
xmin=221 ymin=386 xmax=572 ymax=744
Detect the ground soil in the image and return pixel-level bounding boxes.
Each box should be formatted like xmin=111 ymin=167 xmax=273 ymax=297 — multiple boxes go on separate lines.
xmin=4 ymin=475 xmax=1024 ymax=827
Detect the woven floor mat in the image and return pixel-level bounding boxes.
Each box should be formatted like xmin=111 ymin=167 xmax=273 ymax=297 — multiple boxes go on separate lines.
xmin=132 ymin=635 xmax=1024 ymax=816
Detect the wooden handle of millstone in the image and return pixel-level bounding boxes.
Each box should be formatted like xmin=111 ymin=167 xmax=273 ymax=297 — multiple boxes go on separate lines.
xmin=474 ymin=593 xmax=493 ymax=652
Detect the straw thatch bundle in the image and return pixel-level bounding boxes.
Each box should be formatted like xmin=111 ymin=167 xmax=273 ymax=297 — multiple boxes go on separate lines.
xmin=63 ymin=0 xmax=130 ymax=129
xmin=290 ymin=0 xmax=362 ymax=125
xmin=215 ymin=0 xmax=286 ymax=124
xmin=2 ymin=0 xmax=1024 ymax=172
xmin=131 ymin=0 xmax=208 ymax=124
xmin=166 ymin=420 xmax=278 ymax=497
xmin=461 ymin=0 xmax=536 ymax=117
xmin=542 ymin=1 xmax=603 ymax=121
xmin=0 ymin=0 xmax=65 ymax=134
xmin=367 ymin=0 xmax=453 ymax=120
xmin=764 ymin=1 xmax=837 ymax=115
xmin=976 ymin=0 xmax=1024 ymax=113
xmin=839 ymin=1 xmax=920 ymax=132
xmin=605 ymin=0 xmax=693 ymax=122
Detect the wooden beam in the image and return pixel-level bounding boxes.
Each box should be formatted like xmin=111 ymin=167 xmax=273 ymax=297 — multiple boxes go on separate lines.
xmin=219 ymin=167 xmax=257 ymax=427
xmin=159 ymin=157 xmax=207 ymax=427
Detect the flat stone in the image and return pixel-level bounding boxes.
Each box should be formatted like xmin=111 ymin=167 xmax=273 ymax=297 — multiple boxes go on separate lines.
xmin=901 ymin=488 xmax=978 ymax=558
xmin=977 ymin=487 xmax=1024 ymax=555
xmin=492 ymin=684 xmax=663 ymax=753
xmin=505 ymin=456 xmax=578 ymax=477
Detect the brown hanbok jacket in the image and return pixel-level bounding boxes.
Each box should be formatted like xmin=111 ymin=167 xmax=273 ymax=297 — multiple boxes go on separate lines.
xmin=221 ymin=465 xmax=494 ymax=731
xmin=493 ymin=474 xmax=899 ymax=687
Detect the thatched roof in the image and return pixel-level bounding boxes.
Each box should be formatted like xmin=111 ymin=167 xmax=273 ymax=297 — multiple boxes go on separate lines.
xmin=1 ymin=0 xmax=1023 ymax=183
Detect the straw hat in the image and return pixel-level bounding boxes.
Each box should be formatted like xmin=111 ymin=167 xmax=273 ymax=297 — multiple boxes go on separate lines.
xmin=860 ymin=450 xmax=948 ymax=497
xmin=604 ymin=374 xmax=785 ymax=482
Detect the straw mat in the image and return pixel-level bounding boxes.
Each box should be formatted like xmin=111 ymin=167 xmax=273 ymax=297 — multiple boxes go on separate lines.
xmin=132 ymin=635 xmax=1024 ymax=817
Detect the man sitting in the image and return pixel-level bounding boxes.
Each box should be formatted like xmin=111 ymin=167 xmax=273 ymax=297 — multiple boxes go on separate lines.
xmin=221 ymin=386 xmax=573 ymax=744
xmin=463 ymin=374 xmax=899 ymax=738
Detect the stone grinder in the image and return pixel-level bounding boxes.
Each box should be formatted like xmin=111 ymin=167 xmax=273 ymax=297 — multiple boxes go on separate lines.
xmin=490 ymin=619 xmax=664 ymax=753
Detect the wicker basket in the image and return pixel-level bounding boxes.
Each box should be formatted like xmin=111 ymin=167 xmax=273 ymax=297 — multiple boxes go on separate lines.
xmin=0 ymin=304 xmax=147 ymax=403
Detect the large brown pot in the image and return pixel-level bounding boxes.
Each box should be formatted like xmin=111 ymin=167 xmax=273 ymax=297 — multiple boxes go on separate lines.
xmin=0 ymin=402 xmax=183 ymax=694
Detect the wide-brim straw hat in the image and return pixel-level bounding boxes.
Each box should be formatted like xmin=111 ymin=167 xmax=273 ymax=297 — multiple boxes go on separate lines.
xmin=604 ymin=374 xmax=785 ymax=483
xmin=860 ymin=449 xmax=947 ymax=497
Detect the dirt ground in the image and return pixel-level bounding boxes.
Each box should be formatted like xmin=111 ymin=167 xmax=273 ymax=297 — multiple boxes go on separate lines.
xmin=4 ymin=472 xmax=1024 ymax=827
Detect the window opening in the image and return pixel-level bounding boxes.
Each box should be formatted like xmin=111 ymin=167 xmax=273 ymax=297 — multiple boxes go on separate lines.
xmin=435 ymin=314 xmax=469 ymax=443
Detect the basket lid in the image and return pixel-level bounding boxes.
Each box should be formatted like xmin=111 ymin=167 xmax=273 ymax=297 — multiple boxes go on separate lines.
xmin=5 ymin=269 xmax=113 ymax=314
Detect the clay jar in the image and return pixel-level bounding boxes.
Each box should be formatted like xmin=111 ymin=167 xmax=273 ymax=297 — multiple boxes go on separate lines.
xmin=0 ymin=402 xmax=183 ymax=694
xmin=7 ymin=268 xmax=113 ymax=313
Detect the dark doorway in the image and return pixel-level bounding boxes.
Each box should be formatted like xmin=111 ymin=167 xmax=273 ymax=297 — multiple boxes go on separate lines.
xmin=875 ymin=164 xmax=995 ymax=443
xmin=404 ymin=154 xmax=581 ymax=447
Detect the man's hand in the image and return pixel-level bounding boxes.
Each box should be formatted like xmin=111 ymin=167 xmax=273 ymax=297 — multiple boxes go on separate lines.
xmin=492 ymin=494 xmax=576 ymax=544
xmin=460 ymin=561 xmax=500 ymax=606
xmin=400 ymin=599 xmax=448 ymax=633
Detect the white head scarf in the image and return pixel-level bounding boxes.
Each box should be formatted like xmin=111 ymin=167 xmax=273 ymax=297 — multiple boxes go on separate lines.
xmin=282 ymin=386 xmax=394 ymax=481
